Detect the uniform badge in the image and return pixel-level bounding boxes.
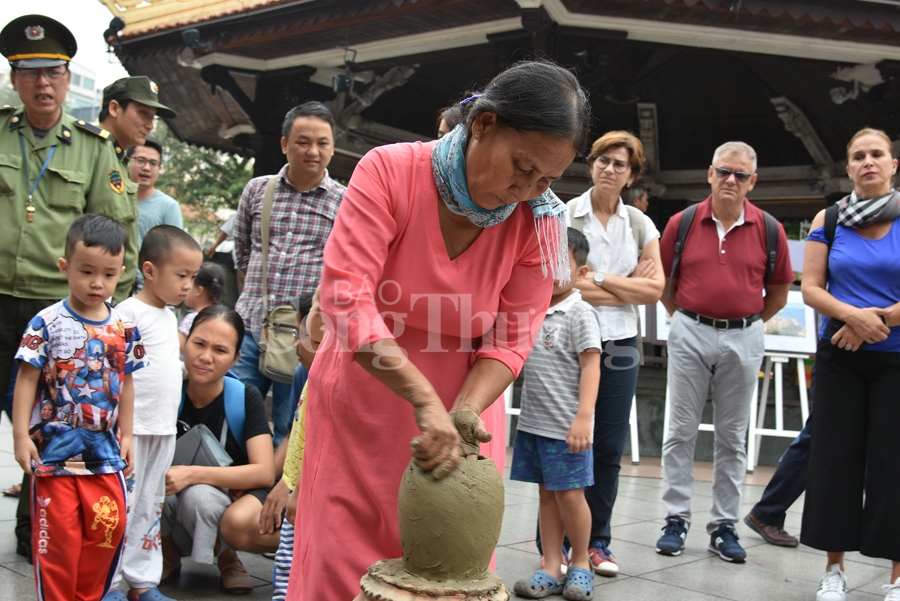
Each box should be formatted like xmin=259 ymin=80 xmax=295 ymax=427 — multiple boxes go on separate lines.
xmin=108 ymin=169 xmax=124 ymax=194
xmin=25 ymin=25 xmax=45 ymax=41
xmin=150 ymin=80 xmax=159 ymax=94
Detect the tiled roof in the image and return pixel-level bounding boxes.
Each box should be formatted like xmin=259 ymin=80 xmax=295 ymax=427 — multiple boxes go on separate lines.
xmin=99 ymin=0 xmax=296 ymax=38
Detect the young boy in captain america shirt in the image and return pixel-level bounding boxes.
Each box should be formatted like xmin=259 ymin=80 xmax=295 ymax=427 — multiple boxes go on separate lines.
xmin=13 ymin=213 xmax=145 ymax=601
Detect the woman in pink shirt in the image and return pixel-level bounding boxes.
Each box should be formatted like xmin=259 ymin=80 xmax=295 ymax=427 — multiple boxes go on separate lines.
xmin=286 ymin=61 xmax=591 ymax=600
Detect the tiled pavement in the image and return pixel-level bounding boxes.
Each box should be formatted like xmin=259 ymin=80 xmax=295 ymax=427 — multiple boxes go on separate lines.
xmin=0 ymin=418 xmax=892 ymax=601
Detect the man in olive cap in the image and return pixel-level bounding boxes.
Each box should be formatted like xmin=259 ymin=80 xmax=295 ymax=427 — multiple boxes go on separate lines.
xmin=99 ymin=76 xmax=178 ymax=295
xmin=0 ymin=14 xmax=138 ymax=583
xmin=99 ymin=76 xmax=177 ymax=162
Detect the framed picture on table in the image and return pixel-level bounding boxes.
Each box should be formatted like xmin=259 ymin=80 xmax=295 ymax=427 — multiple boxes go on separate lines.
xmin=763 ymin=290 xmax=817 ymax=354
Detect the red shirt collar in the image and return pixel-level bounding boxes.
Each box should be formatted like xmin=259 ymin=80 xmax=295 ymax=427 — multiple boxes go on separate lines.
xmin=696 ymin=195 xmax=760 ymax=224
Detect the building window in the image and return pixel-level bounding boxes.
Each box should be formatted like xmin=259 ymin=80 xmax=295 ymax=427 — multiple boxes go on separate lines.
xmin=72 ymin=73 xmax=82 ymax=86
xmin=82 ymin=77 xmax=95 ymax=90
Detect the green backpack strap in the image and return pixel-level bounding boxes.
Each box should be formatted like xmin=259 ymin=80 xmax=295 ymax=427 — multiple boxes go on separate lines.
xmin=624 ymin=204 xmax=646 ymax=255
xmin=624 ymin=204 xmax=647 ymax=365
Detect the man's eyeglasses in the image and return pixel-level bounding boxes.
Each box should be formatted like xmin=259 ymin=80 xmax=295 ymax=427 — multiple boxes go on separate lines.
xmin=593 ymin=155 xmax=631 ymax=174
xmin=14 ymin=66 xmax=68 ymax=83
xmin=132 ymin=157 xmax=161 ymax=169
xmin=713 ymin=167 xmax=753 ymax=183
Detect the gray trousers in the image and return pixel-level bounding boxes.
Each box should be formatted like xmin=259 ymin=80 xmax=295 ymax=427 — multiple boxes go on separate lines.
xmin=161 ymin=484 xmax=231 ymax=564
xmin=662 ymin=310 xmax=764 ymax=534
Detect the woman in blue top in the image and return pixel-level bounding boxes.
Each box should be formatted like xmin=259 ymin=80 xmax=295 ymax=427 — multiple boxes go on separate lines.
xmin=801 ymin=128 xmax=900 ymax=601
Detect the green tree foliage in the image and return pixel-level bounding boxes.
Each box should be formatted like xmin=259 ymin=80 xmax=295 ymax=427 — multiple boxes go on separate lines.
xmin=0 ymin=86 xmax=19 ymax=108
xmin=153 ymin=120 xmax=253 ymax=240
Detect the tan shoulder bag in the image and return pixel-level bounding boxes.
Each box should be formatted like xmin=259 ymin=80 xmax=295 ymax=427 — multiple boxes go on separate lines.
xmin=257 ymin=176 xmax=301 ymax=384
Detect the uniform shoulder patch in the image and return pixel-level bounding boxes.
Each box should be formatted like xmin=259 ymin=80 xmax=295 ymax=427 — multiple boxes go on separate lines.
xmin=73 ymin=120 xmax=111 ymax=140
xmin=108 ymin=169 xmax=125 ymax=195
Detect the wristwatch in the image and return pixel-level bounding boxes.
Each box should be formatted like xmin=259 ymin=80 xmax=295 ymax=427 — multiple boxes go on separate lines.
xmin=593 ymin=272 xmax=606 ymax=288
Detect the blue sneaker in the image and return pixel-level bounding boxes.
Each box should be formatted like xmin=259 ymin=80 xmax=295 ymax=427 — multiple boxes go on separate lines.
xmin=656 ymin=517 xmax=687 ymax=556
xmin=708 ymin=522 xmax=746 ymax=563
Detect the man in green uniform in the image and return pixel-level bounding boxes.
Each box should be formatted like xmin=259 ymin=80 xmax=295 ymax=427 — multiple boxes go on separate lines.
xmin=99 ymin=76 xmax=177 ymax=291
xmin=99 ymin=75 xmax=177 ymax=161
xmin=0 ymin=13 xmax=138 ymax=562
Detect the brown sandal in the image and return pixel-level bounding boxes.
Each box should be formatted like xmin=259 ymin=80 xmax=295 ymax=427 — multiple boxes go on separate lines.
xmin=160 ymin=535 xmax=182 ymax=584
xmin=217 ymin=547 xmax=253 ymax=594
xmin=2 ymin=483 xmax=21 ymax=497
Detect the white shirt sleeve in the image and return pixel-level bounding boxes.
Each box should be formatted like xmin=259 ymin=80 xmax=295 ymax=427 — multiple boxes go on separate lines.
xmin=221 ymin=213 xmax=237 ymax=237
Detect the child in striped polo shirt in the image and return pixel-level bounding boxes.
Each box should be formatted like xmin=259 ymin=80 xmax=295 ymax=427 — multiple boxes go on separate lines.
xmin=511 ymin=228 xmax=602 ymax=601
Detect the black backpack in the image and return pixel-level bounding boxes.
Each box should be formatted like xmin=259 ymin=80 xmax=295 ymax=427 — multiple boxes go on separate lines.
xmin=667 ymin=203 xmax=781 ymax=301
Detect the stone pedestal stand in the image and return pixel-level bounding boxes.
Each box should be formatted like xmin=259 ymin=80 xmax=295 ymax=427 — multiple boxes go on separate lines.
xmin=357 ymin=558 xmax=509 ymax=601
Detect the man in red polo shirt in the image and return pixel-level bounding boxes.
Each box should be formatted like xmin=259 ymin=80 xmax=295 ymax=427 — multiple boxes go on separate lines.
xmin=655 ymin=141 xmax=793 ymax=563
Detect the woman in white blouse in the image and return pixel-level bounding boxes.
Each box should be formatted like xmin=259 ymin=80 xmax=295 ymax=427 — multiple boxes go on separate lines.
xmin=562 ymin=131 xmax=664 ymax=577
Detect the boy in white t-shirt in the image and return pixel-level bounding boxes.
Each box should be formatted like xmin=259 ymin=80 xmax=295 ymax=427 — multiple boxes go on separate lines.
xmin=105 ymin=226 xmax=203 ymax=601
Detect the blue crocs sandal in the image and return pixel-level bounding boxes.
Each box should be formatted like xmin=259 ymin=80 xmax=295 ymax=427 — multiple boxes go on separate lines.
xmin=102 ymin=590 xmax=128 ymax=601
xmin=513 ymin=569 xmax=566 ymax=598
xmin=127 ymin=588 xmax=175 ymax=601
xmin=563 ymin=566 xmax=594 ymax=601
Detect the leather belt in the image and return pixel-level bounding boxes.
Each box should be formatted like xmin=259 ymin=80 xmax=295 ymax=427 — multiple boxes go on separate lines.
xmin=80 ymin=423 xmax=110 ymax=432
xmin=676 ymin=307 xmax=761 ymax=331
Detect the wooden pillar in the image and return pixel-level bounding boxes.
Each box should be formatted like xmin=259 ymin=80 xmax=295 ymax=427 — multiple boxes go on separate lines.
xmin=637 ymin=102 xmax=660 ymax=181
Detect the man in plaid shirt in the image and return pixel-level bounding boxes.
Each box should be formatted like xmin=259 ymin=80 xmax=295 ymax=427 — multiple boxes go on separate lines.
xmin=232 ymin=101 xmax=345 ymax=445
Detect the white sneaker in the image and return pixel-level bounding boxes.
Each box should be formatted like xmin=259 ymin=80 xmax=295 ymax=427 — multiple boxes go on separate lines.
xmin=817 ymin=564 xmax=848 ymax=601
xmin=883 ymin=577 xmax=900 ymax=601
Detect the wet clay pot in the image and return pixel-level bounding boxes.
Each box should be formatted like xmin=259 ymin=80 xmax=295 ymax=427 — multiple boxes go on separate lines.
xmin=359 ymin=412 xmax=509 ymax=601
xmin=397 ymin=454 xmax=505 ymax=582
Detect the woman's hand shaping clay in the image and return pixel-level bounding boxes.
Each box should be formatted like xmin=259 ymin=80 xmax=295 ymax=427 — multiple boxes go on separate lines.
xmin=449 ymin=409 xmax=493 ymax=458
xmin=410 ymin=400 xmax=461 ymax=480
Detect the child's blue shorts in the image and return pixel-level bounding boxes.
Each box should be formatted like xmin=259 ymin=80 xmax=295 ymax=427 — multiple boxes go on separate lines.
xmin=510 ymin=430 xmax=594 ymax=491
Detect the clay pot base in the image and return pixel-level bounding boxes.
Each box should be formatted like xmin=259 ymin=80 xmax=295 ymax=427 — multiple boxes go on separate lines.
xmin=359 ymin=558 xmax=510 ymax=601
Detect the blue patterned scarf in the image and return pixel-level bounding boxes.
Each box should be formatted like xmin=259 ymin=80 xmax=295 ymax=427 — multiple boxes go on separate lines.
xmin=431 ymin=124 xmax=570 ymax=283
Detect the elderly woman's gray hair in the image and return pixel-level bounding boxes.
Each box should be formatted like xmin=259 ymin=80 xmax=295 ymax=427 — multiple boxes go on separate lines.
xmin=462 ymin=60 xmax=592 ymax=156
